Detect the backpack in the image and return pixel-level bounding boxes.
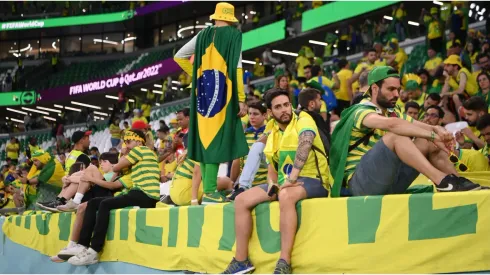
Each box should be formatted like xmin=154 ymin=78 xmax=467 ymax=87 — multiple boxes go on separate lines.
xmin=295 ymin=110 xmax=331 ymax=188
xmin=317 ymin=76 xmax=338 ymax=110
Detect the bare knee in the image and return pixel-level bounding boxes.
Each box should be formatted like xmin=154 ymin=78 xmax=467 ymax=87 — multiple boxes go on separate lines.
xmin=235 ymin=191 xmax=260 ymax=211
xmin=278 ymin=189 xmax=300 ymax=208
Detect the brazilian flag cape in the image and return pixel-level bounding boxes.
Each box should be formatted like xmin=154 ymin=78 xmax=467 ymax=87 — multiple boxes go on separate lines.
xmin=329 ymin=104 xmax=371 ymax=197
xmin=188 ymin=26 xmax=248 ymax=163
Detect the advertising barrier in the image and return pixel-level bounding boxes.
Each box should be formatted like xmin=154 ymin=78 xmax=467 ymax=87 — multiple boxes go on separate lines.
xmin=3 ymin=191 xmax=490 ymax=274
xmin=0 ymin=11 xmax=134 ymax=31
xmin=0 ymin=91 xmax=39 ymax=106
xmin=39 ymin=58 xmax=180 ymax=102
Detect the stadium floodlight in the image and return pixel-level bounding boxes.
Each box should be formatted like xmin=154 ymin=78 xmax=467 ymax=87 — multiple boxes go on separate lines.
xmin=94 ymin=111 xmax=108 ymax=116
xmin=128 ymin=99 xmax=135 ymax=103
xmin=64 ymin=106 xmax=81 ymax=112
xmin=71 ymin=101 xmax=102 ymax=110
xmin=172 ymin=81 xmax=180 ymax=85
xmin=105 ymin=95 xmax=119 ymax=100
xmin=433 ymin=1 xmax=443 ymax=6
xmin=93 ymin=39 xmax=118 ymax=45
xmin=309 ymin=40 xmax=328 ymax=46
xmin=177 ymin=25 xmax=207 ymax=38
xmin=152 ymin=90 xmax=163 ymax=94
xmin=171 ymin=87 xmax=178 ymax=90
xmin=383 ymin=16 xmax=393 ymax=20
xmin=272 ymin=50 xmax=298 ymax=57
xmin=10 ymin=118 xmax=24 ymax=123
xmin=141 ymin=88 xmax=148 ymax=92
xmin=6 ymin=108 xmax=27 ymax=115
xmin=43 ymin=116 xmax=56 ymax=121
xmin=408 ymin=21 xmax=420 ymax=26
xmin=37 ymin=106 xmax=61 ymax=113
xmin=242 ymin=60 xmax=256 ymax=65
xmin=21 ymin=107 xmax=49 ymax=115
xmin=108 ymin=107 xmax=114 ymax=111
xmin=54 ymin=104 xmax=64 ymax=109
xmin=154 ymin=84 xmax=162 ymax=88
xmin=52 ymin=42 xmax=57 ymax=49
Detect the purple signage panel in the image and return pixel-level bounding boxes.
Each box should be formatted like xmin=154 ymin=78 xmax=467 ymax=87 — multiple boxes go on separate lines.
xmin=39 ymin=58 xmax=180 ymax=102
xmin=135 ymin=1 xmax=184 ymax=16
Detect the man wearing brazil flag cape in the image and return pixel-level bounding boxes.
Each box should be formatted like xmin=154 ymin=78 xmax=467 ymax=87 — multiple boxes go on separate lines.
xmin=174 ymin=2 xmax=248 ymax=204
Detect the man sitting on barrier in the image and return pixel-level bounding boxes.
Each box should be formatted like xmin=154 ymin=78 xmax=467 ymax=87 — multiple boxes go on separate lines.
xmin=227 ymin=88 xmax=327 ymax=201
xmin=68 ymin=130 xmax=160 ymax=266
xmin=225 ymin=101 xmax=268 ymax=200
xmin=330 ymin=66 xmax=481 ymax=197
xmin=50 ymin=152 xmax=133 ymax=262
xmin=223 ymin=88 xmax=329 ymax=274
xmin=37 ymin=131 xmax=91 ymax=210
xmin=11 ymin=150 xmax=65 ymax=209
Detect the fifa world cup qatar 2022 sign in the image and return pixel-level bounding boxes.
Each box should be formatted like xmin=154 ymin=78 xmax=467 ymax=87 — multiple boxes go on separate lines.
xmin=39 ymin=59 xmax=180 ymax=102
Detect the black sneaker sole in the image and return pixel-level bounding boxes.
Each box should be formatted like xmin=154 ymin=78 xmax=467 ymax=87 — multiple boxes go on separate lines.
xmin=58 ymin=254 xmax=75 ymax=261
xmin=437 ymin=186 xmax=482 ymax=192
xmin=36 ymin=203 xmax=61 ymax=212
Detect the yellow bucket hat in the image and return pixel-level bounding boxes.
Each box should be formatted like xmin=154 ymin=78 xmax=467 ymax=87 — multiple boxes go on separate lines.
xmin=210 ymin=2 xmax=238 ymax=23
xmin=444 ymin=55 xmax=462 ymax=68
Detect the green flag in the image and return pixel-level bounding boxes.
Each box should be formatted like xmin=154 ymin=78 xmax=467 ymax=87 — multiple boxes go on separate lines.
xmin=329 ymin=104 xmax=373 ymax=197
xmin=188 ymin=26 xmax=248 ymax=163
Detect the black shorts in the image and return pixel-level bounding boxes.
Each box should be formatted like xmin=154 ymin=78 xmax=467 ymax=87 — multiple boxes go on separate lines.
xmin=81 ymin=185 xmax=114 ymax=203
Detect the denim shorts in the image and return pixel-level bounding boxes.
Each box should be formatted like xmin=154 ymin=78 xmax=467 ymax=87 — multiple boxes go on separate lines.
xmin=258 ymin=176 xmax=328 ymax=199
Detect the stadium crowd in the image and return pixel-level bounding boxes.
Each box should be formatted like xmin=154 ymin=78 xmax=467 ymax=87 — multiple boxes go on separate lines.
xmin=1 ymin=1 xmax=490 ymax=274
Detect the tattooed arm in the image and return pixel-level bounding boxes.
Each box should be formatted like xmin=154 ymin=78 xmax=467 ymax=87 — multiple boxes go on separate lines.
xmin=289 ymin=130 xmax=315 ymax=180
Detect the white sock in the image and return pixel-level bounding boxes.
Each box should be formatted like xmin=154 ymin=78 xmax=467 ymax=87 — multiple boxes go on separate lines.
xmin=68 ymin=240 xmax=77 ymax=248
xmin=73 ymin=193 xmax=84 ymax=205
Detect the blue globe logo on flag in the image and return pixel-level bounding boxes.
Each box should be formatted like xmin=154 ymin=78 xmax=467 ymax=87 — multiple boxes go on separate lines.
xmin=196 ymin=69 xmax=228 ymax=118
xmin=283 ymin=164 xmax=293 ymax=177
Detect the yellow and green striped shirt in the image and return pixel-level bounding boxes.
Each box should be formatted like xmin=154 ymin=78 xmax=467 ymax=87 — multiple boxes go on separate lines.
xmin=242 ymin=126 xmax=268 ymax=186
xmin=345 ymin=104 xmax=413 ymax=182
xmin=174 ymin=159 xmax=198 ymax=180
xmin=126 ymin=146 xmax=160 ymax=200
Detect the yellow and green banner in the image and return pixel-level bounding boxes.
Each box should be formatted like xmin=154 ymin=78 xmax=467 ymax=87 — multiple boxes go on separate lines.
xmin=4 ymin=190 xmax=490 ymax=273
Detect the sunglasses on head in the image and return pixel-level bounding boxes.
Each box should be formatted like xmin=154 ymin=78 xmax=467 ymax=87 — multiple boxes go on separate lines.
xmin=449 ymin=153 xmax=468 ymax=172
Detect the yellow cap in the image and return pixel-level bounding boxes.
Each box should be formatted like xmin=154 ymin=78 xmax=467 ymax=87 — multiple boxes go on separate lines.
xmin=254 ymin=90 xmax=263 ymax=99
xmin=443 ymin=55 xmax=462 ymax=67
xmin=210 ymin=2 xmax=238 ymax=23
xmin=170 ymin=118 xmax=178 ymax=124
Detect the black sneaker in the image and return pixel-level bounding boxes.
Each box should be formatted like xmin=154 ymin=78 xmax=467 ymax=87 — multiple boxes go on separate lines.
xmin=160 ymin=195 xmax=176 ymax=205
xmin=37 ymin=200 xmax=65 ymax=212
xmin=436 ymin=175 xmax=481 ymax=192
xmin=273 ymin=259 xmax=292 ymax=274
xmin=226 ymin=187 xmax=247 ymax=202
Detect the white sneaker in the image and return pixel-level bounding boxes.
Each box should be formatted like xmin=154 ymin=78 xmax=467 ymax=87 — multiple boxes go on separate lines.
xmin=57 ymin=199 xmax=79 ymax=212
xmin=58 ymin=244 xmax=86 ymax=261
xmin=67 ymin=247 xmax=99 ymax=266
